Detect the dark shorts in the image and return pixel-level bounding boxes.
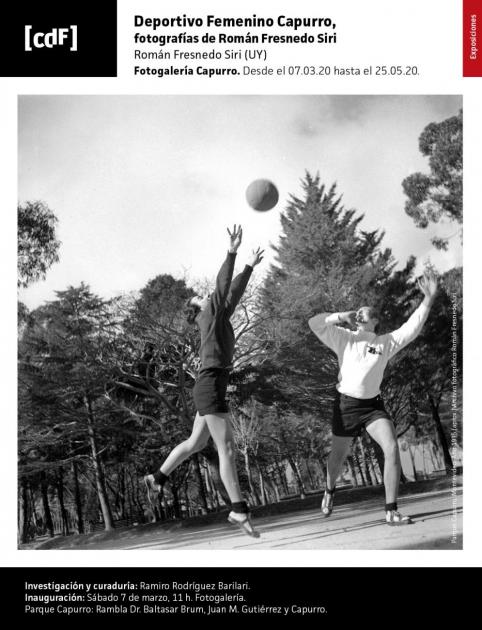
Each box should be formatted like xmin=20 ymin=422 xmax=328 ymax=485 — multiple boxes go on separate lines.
xmin=332 ymin=391 xmax=391 ymax=438
xmin=193 ymin=368 xmax=230 ymax=416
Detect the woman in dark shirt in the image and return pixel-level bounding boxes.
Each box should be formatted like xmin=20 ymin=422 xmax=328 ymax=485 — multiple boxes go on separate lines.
xmin=145 ymin=225 xmax=263 ymax=537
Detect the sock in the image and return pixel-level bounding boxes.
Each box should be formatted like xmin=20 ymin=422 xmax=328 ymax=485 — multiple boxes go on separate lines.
xmin=231 ymin=501 xmax=249 ymax=514
xmin=153 ymin=471 xmax=169 ymax=487
xmin=385 ymin=502 xmax=397 ymax=512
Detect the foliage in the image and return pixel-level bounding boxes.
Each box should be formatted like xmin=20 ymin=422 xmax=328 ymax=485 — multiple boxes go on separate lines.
xmin=402 ymin=111 xmax=462 ymax=249
xmin=18 ymin=201 xmax=61 ymax=288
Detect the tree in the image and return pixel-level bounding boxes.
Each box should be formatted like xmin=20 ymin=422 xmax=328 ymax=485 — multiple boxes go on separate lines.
xmin=383 ymin=267 xmax=462 ymax=473
xmin=111 ymin=268 xmax=274 ymax=512
xmin=18 ymin=284 xmax=127 ymax=531
xmin=259 ymin=172 xmax=448 ymax=488
xmin=108 ymin=274 xmax=221 ymax=513
xmin=402 ymin=110 xmax=462 ymax=249
xmin=18 ymin=201 xmax=61 ymax=288
xmin=260 ymin=172 xmax=409 ymax=415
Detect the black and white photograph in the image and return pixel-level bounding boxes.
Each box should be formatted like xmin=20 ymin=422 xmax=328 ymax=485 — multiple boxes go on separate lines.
xmin=17 ymin=94 xmax=462 ymax=551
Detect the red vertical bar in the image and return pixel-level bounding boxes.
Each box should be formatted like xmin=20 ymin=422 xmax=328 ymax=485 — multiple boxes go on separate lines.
xmin=464 ymin=0 xmax=482 ymax=76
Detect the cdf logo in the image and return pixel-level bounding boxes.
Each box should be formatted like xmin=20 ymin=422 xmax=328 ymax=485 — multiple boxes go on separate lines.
xmin=24 ymin=25 xmax=78 ymax=51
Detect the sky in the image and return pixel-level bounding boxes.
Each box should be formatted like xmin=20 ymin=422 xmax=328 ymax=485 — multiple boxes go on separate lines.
xmin=18 ymin=95 xmax=462 ymax=309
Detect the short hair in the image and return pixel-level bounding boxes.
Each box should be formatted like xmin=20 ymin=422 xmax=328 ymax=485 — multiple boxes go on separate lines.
xmin=184 ymin=297 xmax=200 ymax=325
xmin=367 ymin=306 xmax=380 ymax=321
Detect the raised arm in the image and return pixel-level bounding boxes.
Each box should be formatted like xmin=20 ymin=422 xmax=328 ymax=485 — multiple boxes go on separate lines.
xmin=225 ymin=247 xmax=264 ymax=317
xmin=387 ymin=270 xmax=438 ymax=358
xmin=308 ymin=310 xmax=356 ymax=354
xmin=211 ymin=225 xmax=242 ymax=311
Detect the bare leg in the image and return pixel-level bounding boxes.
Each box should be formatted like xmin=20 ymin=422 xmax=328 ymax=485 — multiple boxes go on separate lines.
xmin=366 ymin=417 xmax=400 ymax=504
xmin=326 ymin=435 xmax=353 ymax=490
xmin=204 ymin=413 xmax=259 ymax=537
xmin=160 ymin=413 xmax=210 ymax=475
xmin=204 ymin=412 xmax=243 ymax=503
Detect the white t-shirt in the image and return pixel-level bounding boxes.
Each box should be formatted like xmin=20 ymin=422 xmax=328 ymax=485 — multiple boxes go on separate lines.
xmin=308 ymin=302 xmax=431 ymax=399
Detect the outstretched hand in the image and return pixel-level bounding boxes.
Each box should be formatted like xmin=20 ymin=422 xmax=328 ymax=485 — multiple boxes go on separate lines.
xmin=247 ymin=246 xmax=264 ymax=268
xmin=339 ymin=311 xmax=357 ymax=328
xmin=417 ymin=270 xmax=438 ymax=302
xmin=227 ymin=224 xmax=243 ymax=253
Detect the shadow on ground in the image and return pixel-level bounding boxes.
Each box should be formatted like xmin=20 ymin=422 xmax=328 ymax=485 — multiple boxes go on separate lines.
xmin=29 ymin=476 xmax=462 ymax=551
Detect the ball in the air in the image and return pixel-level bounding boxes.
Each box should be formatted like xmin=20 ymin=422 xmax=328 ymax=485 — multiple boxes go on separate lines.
xmin=246 ymin=179 xmax=279 ymax=212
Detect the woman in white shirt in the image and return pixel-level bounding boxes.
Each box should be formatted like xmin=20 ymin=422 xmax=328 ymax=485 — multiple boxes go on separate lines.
xmin=308 ymin=271 xmax=438 ymax=526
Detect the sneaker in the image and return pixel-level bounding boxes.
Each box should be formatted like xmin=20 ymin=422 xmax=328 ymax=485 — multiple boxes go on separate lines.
xmin=386 ymin=510 xmax=413 ymax=526
xmin=143 ymin=474 xmax=161 ymax=507
xmin=227 ymin=511 xmax=260 ymax=538
xmin=321 ymin=489 xmax=335 ymax=517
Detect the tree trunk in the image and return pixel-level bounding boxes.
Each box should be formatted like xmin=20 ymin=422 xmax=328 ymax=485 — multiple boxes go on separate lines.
xmin=126 ymin=467 xmax=143 ymax=522
xmin=243 ymin=447 xmax=260 ymax=505
xmin=428 ymin=442 xmax=439 ymax=473
xmin=133 ymin=467 xmax=145 ymax=520
xmin=317 ymin=457 xmax=327 ymax=485
xmin=157 ymin=489 xmax=166 ymax=521
xmin=29 ymin=484 xmax=41 ymax=531
xmin=56 ymin=467 xmax=70 ymax=536
xmin=125 ymin=468 xmax=133 ymax=521
xmin=124 ymin=467 xmax=132 ymax=521
xmin=421 ymin=442 xmax=428 ymax=477
xmin=358 ymin=438 xmax=374 ymax=486
xmin=275 ymin=460 xmax=289 ymax=495
xmin=431 ymin=440 xmax=443 ymax=470
xmin=192 ymin=454 xmax=209 ymax=514
xmin=183 ymin=480 xmax=191 ymax=516
xmin=286 ymin=453 xmax=306 ymax=498
xmin=204 ymin=460 xmax=220 ymax=510
xmin=368 ymin=443 xmax=382 ymax=484
xmin=257 ymin=466 xmax=268 ymax=505
xmin=118 ymin=466 xmax=126 ymax=520
xmin=429 ymin=397 xmax=453 ymax=473
xmin=347 ymin=456 xmax=359 ymax=487
xmin=266 ymin=471 xmax=281 ymax=502
xmin=203 ymin=460 xmax=215 ymax=510
xmin=71 ymin=460 xmax=84 ymax=534
xmin=408 ymin=445 xmax=418 ymax=481
xmin=40 ymin=471 xmax=54 ymax=537
xmin=305 ymin=461 xmax=316 ymax=490
xmin=353 ymin=448 xmax=367 ymax=486
xmin=170 ymin=484 xmax=181 ymax=519
xmin=19 ymin=477 xmax=30 ymax=544
xmin=371 ymin=440 xmax=385 ymax=481
xmin=85 ymin=397 xmax=114 ymax=530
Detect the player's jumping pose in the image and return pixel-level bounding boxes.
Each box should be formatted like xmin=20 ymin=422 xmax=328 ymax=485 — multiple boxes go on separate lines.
xmin=308 ymin=271 xmax=438 ymax=526
xmin=144 ymin=225 xmax=264 ymax=537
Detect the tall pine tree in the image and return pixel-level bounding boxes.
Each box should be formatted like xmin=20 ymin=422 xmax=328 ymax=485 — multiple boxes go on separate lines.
xmin=261 ymin=172 xmax=413 ymax=419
